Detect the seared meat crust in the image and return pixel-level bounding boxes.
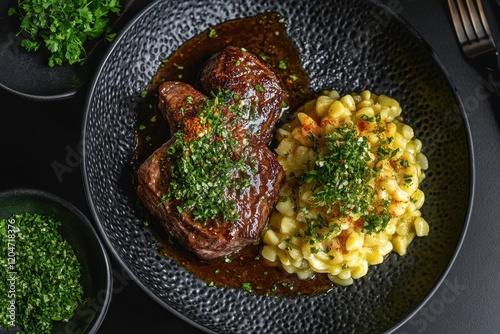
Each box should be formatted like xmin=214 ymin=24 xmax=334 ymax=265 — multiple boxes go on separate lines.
xmin=199 ymin=46 xmax=285 ymax=143
xmin=137 ymin=46 xmax=286 ymax=260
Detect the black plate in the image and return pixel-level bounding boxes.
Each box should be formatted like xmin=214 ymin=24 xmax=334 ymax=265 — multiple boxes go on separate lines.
xmin=82 ymin=0 xmax=474 ymax=333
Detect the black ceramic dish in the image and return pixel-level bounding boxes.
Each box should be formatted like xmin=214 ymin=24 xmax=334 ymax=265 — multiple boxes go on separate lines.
xmin=0 ymin=188 xmax=113 ymax=334
xmin=0 ymin=0 xmax=149 ymax=101
xmin=82 ymin=0 xmax=474 ymax=333
xmin=0 ymin=1 xmax=83 ymax=101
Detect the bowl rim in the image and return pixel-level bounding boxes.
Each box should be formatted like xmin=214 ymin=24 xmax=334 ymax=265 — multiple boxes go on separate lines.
xmin=0 ymin=82 xmax=77 ymax=101
xmin=81 ymin=0 xmax=475 ymax=333
xmin=0 ymin=187 xmax=114 ymax=334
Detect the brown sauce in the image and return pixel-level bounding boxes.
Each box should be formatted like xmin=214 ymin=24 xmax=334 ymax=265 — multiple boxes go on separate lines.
xmin=134 ymin=12 xmax=333 ymax=297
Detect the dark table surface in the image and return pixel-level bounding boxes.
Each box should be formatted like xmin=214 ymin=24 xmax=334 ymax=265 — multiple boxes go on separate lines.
xmin=2 ymin=0 xmax=500 ymax=333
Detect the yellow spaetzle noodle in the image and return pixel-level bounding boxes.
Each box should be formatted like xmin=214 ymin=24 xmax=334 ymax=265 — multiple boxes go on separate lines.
xmin=261 ymin=89 xmax=428 ymax=286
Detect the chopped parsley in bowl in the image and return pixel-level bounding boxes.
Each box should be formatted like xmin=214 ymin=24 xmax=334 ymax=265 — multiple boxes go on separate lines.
xmin=0 ymin=188 xmax=112 ymax=334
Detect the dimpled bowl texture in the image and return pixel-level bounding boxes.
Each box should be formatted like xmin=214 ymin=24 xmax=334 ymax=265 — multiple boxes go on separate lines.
xmin=0 ymin=188 xmax=113 ymax=334
xmin=82 ymin=0 xmax=473 ymax=333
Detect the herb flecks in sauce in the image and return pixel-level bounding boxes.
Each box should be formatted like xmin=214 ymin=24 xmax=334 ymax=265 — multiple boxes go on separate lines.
xmin=161 ymin=90 xmax=256 ymax=225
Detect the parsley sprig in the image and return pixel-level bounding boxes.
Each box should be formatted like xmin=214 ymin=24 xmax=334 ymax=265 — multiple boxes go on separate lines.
xmin=8 ymin=0 xmax=121 ymax=67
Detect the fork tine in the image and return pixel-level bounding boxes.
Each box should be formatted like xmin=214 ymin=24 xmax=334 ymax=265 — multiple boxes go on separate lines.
xmin=473 ymin=0 xmax=494 ymax=41
xmin=458 ymin=0 xmax=478 ymax=41
xmin=449 ymin=0 xmax=500 ymax=84
xmin=448 ymin=0 xmax=469 ymax=45
xmin=466 ymin=0 xmax=488 ymax=40
xmin=448 ymin=0 xmax=496 ymax=58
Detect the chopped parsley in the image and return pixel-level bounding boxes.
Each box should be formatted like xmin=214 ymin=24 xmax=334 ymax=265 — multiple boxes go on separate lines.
xmin=242 ymin=282 xmax=253 ymax=293
xmin=403 ymin=174 xmax=413 ymax=185
xmin=300 ymin=125 xmax=374 ymax=212
xmin=162 ymin=90 xmax=257 ymax=224
xmin=0 ymin=213 xmax=84 ymax=333
xmin=362 ymin=212 xmax=391 ymax=234
xmin=8 ymin=0 xmax=121 ymax=67
xmin=299 ymin=124 xmax=391 ymax=234
xmin=208 ymin=27 xmax=218 ymax=38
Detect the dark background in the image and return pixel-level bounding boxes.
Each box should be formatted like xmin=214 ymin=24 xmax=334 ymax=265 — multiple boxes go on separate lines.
xmin=2 ymin=0 xmax=500 ymax=333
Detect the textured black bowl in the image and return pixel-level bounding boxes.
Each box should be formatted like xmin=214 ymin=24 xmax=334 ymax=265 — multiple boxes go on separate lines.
xmin=0 ymin=189 xmax=113 ymax=334
xmin=82 ymin=0 xmax=474 ymax=333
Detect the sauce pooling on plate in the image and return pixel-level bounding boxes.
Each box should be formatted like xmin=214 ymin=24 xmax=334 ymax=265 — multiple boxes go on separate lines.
xmin=134 ymin=12 xmax=333 ymax=297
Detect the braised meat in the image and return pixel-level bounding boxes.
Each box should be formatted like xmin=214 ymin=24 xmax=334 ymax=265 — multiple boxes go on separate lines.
xmin=199 ymin=46 xmax=285 ymax=143
xmin=136 ymin=46 xmax=286 ymax=260
xmin=157 ymin=81 xmax=207 ymax=134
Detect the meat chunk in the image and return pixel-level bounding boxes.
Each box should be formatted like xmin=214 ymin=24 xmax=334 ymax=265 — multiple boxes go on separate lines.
xmin=137 ymin=46 xmax=286 ymax=260
xmin=137 ymin=139 xmax=284 ymax=259
xmin=199 ymin=46 xmax=286 ymax=143
xmin=157 ymin=81 xmax=206 ymax=133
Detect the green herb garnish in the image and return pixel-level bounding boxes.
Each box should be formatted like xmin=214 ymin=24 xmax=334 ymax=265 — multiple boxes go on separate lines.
xmin=300 ymin=125 xmax=374 ymax=212
xmin=403 ymin=174 xmax=413 ymax=185
xmin=299 ymin=124 xmax=391 ymax=234
xmin=163 ymin=90 xmax=256 ymax=225
xmin=8 ymin=0 xmax=121 ymax=67
xmin=0 ymin=213 xmax=84 ymax=333
xmin=255 ymin=84 xmax=265 ymax=92
xmin=208 ymin=27 xmax=218 ymax=38
xmin=362 ymin=212 xmax=391 ymax=234
xmin=304 ymin=215 xmax=341 ymax=244
xmin=242 ymin=282 xmax=253 ymax=293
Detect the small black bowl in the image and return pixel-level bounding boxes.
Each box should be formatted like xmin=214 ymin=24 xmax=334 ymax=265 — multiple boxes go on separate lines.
xmin=0 ymin=0 xmax=152 ymax=101
xmin=0 ymin=188 xmax=112 ymax=334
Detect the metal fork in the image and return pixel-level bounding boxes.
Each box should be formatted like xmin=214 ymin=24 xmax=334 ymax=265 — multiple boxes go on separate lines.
xmin=448 ymin=0 xmax=500 ymax=97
